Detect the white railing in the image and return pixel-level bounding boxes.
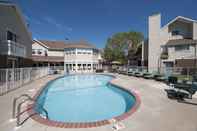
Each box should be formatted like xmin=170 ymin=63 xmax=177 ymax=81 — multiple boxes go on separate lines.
xmin=0 ymin=40 xmax=26 ymax=57
xmin=0 ymin=67 xmax=49 ymax=95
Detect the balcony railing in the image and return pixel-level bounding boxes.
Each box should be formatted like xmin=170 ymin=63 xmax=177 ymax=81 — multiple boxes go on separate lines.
xmin=160 ymin=52 xmax=168 ymax=60
xmin=0 ymin=40 xmax=26 ymax=57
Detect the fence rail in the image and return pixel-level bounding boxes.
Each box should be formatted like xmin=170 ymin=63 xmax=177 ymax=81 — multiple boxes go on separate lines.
xmin=0 ymin=67 xmax=49 ymax=96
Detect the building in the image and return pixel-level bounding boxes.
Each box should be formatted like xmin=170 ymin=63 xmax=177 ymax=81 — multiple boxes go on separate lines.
xmin=64 ymin=41 xmax=102 ymax=73
xmin=32 ymin=40 xmax=65 ymax=67
xmin=0 ymin=2 xmax=32 ymax=68
xmin=148 ymin=13 xmax=197 ymax=72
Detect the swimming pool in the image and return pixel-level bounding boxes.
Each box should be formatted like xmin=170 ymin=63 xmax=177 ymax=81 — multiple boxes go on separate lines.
xmin=33 ymin=74 xmax=139 ymax=127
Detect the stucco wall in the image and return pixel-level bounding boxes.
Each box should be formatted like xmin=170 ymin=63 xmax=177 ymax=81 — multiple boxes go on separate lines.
xmin=0 ymin=4 xmax=32 ymax=58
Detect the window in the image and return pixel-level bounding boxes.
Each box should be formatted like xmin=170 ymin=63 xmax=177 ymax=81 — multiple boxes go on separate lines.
xmin=172 ymin=30 xmax=180 ymax=36
xmin=45 ymin=51 xmax=48 ymax=56
xmin=32 ymin=50 xmax=36 ymax=54
xmin=175 ymin=45 xmax=189 ymax=51
xmin=37 ymin=50 xmax=42 ymax=54
xmin=7 ymin=31 xmax=17 ymax=42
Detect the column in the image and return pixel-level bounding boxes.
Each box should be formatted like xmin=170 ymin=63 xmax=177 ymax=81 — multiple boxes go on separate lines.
xmin=91 ymin=63 xmax=93 ymax=72
xmin=76 ymin=61 xmax=78 ymax=73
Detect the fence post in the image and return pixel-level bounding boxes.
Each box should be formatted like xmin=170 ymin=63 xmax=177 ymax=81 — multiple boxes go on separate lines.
xmin=5 ymin=69 xmax=8 ymax=94
xmin=20 ymin=68 xmax=22 ymax=86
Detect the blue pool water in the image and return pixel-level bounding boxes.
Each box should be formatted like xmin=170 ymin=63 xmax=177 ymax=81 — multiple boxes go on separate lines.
xmin=35 ymin=74 xmax=136 ymax=122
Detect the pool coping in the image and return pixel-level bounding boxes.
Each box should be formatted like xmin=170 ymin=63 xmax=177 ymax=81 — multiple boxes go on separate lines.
xmin=27 ymin=74 xmax=141 ymax=128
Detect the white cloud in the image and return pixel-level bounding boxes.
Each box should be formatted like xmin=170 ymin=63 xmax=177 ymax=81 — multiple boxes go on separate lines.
xmin=43 ymin=17 xmax=72 ymax=32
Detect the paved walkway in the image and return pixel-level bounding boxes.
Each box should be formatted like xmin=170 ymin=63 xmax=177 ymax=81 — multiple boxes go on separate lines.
xmin=0 ymin=74 xmax=197 ymax=131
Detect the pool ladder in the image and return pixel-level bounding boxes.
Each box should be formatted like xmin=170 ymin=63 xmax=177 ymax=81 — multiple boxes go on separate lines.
xmin=12 ymin=94 xmax=48 ymax=127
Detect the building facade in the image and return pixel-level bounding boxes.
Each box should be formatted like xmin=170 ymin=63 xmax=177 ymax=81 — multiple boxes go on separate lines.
xmin=0 ymin=2 xmax=32 ymax=68
xmin=32 ymin=40 xmax=65 ymax=67
xmin=64 ymin=41 xmax=102 ymax=73
xmin=148 ymin=13 xmax=197 ymax=72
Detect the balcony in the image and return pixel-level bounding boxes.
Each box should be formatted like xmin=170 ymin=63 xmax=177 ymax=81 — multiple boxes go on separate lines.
xmin=160 ymin=52 xmax=168 ymax=60
xmin=0 ymin=40 xmax=26 ymax=58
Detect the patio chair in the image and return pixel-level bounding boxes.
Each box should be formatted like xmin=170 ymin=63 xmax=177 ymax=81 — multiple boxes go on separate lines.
xmin=135 ymin=70 xmax=147 ymax=77
xmin=143 ymin=71 xmax=158 ymax=79
xmin=128 ymin=69 xmax=137 ymax=76
xmin=165 ymin=76 xmax=197 ymax=100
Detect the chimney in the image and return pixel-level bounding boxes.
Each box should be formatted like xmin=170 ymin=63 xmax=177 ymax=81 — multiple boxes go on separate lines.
xmin=148 ymin=13 xmax=161 ymax=39
xmin=148 ymin=13 xmax=161 ymax=72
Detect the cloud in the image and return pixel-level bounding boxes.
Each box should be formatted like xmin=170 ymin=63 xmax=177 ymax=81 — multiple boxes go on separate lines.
xmin=43 ymin=17 xmax=72 ymax=32
xmin=24 ymin=14 xmax=42 ymax=25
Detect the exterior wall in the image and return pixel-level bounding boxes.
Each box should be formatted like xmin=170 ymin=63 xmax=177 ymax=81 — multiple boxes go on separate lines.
xmin=32 ymin=43 xmax=47 ymax=56
xmin=47 ymin=50 xmax=64 ymax=57
xmin=32 ymin=42 xmax=64 ymax=57
xmin=194 ymin=22 xmax=197 ymax=40
xmin=148 ymin=13 xmax=161 ymax=72
xmin=0 ymin=4 xmax=32 ymax=58
xmin=167 ymin=45 xmax=196 ymax=60
xmin=64 ymin=48 xmax=101 ymax=73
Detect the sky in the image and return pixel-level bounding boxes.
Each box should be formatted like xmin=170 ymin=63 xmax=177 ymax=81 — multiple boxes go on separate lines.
xmin=12 ymin=0 xmax=197 ymax=48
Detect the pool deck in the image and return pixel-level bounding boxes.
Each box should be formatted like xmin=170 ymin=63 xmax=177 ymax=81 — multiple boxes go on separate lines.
xmin=0 ymin=73 xmax=197 ymax=131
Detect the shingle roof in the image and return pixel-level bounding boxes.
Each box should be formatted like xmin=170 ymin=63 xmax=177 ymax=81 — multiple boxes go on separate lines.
xmin=39 ymin=40 xmax=66 ymax=50
xmin=64 ymin=41 xmax=96 ymax=49
xmin=165 ymin=39 xmax=197 ymax=46
xmin=33 ymin=40 xmax=96 ymax=50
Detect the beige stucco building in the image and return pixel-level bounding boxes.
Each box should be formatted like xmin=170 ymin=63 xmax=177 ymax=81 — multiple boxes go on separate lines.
xmin=148 ymin=13 xmax=197 ymax=72
xmin=0 ymin=2 xmax=32 ymax=68
xmin=32 ymin=40 xmax=102 ymax=73
xmin=64 ymin=41 xmax=102 ymax=73
xmin=32 ymin=40 xmax=65 ymax=67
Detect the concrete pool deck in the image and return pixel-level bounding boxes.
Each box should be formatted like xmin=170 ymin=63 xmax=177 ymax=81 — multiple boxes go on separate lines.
xmin=0 ymin=74 xmax=197 ymax=131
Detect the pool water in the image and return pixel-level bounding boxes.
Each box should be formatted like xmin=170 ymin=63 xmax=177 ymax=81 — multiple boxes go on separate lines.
xmin=35 ymin=74 xmax=136 ymax=122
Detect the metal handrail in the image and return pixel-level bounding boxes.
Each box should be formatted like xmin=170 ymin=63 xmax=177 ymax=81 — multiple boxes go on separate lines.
xmin=12 ymin=94 xmax=32 ymax=118
xmin=12 ymin=94 xmax=49 ymax=127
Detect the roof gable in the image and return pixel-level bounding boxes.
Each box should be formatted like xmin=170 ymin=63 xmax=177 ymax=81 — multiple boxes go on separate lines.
xmin=162 ymin=16 xmax=197 ymax=29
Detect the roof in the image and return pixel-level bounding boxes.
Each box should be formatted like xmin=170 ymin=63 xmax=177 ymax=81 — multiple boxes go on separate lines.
xmin=33 ymin=40 xmax=97 ymax=50
xmin=64 ymin=41 xmax=96 ymax=49
xmin=32 ymin=56 xmax=64 ymax=62
xmin=35 ymin=40 xmax=66 ymax=50
xmin=162 ymin=16 xmax=197 ymax=29
xmin=165 ymin=39 xmax=197 ymax=46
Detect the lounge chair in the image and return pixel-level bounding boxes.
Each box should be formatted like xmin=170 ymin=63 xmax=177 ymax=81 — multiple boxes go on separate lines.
xmin=165 ymin=76 xmax=197 ymax=100
xmin=128 ymin=69 xmax=137 ymax=76
xmin=134 ymin=70 xmax=147 ymax=77
xmin=143 ymin=72 xmax=156 ymax=79
xmin=154 ymin=74 xmax=169 ymax=82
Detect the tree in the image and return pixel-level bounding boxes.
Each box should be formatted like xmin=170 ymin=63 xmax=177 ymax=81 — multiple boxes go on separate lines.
xmin=103 ymin=31 xmax=144 ymax=65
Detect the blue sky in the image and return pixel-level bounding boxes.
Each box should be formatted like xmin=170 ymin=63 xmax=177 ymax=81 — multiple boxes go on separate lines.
xmin=13 ymin=0 xmax=197 ymax=48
